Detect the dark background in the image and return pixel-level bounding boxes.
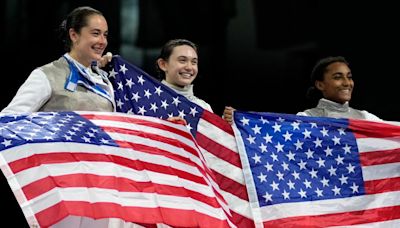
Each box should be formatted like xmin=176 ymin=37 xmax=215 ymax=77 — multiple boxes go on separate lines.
xmin=1 ymin=0 xmax=399 ymax=225
xmin=2 ymin=0 xmax=399 ymax=120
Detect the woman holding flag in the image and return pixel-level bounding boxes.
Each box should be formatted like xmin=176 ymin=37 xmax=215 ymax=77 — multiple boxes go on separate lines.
xmin=2 ymin=6 xmax=115 ymax=113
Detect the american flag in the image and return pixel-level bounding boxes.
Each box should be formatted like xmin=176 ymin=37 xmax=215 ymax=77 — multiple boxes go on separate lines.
xmin=232 ymin=111 xmax=400 ymax=227
xmin=107 ymin=56 xmax=254 ymax=227
xmin=0 ymin=111 xmax=235 ymax=227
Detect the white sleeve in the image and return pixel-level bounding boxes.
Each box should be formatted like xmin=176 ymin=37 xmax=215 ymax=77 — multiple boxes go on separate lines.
xmin=1 ymin=68 xmax=52 ymax=113
xmin=204 ymin=103 xmax=213 ymax=113
xmin=361 ymin=110 xmax=383 ymax=122
xmin=296 ymin=111 xmax=309 ymax=116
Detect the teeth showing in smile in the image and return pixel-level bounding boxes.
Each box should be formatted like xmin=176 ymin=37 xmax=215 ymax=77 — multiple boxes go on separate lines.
xmin=180 ymin=73 xmax=192 ymax=78
xmin=338 ymin=89 xmax=351 ymax=95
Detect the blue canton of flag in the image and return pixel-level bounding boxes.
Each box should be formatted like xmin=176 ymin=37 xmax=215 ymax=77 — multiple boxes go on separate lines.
xmin=233 ymin=111 xmax=365 ymax=207
xmin=107 ymin=55 xmax=204 ymax=136
xmin=0 ymin=112 xmax=118 ymax=149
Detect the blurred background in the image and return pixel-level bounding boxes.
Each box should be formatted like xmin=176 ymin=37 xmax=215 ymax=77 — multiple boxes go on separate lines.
xmin=2 ymin=0 xmax=399 ymax=120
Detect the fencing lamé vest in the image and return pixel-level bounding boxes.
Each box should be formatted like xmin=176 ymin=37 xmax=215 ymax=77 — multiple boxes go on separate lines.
xmin=39 ymin=57 xmax=113 ymax=112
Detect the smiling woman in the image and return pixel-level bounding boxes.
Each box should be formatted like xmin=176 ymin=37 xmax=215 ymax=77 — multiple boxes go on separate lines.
xmin=297 ymin=56 xmax=382 ymax=121
xmin=1 ymin=6 xmax=115 ymax=113
xmin=155 ymin=39 xmax=213 ymax=112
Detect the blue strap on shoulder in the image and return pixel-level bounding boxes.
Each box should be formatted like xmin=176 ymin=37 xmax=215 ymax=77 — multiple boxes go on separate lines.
xmin=63 ymin=56 xmax=111 ymax=102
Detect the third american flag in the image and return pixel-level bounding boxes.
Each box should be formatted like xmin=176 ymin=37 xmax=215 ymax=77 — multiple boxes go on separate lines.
xmin=233 ymin=111 xmax=400 ymax=227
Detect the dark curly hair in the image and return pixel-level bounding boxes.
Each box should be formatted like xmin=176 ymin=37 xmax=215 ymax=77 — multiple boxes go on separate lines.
xmin=306 ymin=56 xmax=349 ymax=101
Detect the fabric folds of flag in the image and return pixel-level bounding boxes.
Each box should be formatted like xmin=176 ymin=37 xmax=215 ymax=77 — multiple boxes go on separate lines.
xmin=106 ymin=56 xmax=254 ymax=227
xmin=232 ymin=111 xmax=400 ymax=227
xmin=0 ymin=111 xmax=234 ymax=227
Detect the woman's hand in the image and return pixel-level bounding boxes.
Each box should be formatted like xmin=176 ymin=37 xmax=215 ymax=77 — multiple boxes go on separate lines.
xmin=98 ymin=52 xmax=113 ymax=68
xmin=167 ymin=116 xmax=187 ymax=125
xmin=223 ymin=106 xmax=235 ymax=124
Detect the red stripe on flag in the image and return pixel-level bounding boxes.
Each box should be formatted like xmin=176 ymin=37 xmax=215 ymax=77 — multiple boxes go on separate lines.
xmin=230 ymin=209 xmax=255 ymax=228
xmin=213 ymin=171 xmax=249 ymax=201
xmin=116 ymin=139 xmax=199 ymax=165
xmin=262 ymin=205 xmax=400 ymax=227
xmin=9 ymin=144 xmax=198 ymax=174
xmin=82 ymin=113 xmax=193 ymax=141
xmin=196 ymin=132 xmax=242 ymax=168
xmin=102 ymin=125 xmax=200 ymax=158
xmin=36 ymin=201 xmax=232 ymax=228
xmin=350 ymin=119 xmax=400 ymax=138
xmin=360 ymin=148 xmax=400 ymax=166
xmin=10 ymin=153 xmax=208 ymax=186
xmin=364 ymin=177 xmax=400 ymax=194
xmin=202 ymin=111 xmax=234 ymax=135
xmin=23 ymin=174 xmax=222 ymax=208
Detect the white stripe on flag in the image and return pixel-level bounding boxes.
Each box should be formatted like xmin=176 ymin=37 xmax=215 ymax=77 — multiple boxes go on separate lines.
xmin=259 ymin=191 xmax=400 ymax=222
xmin=198 ymin=118 xmax=238 ymax=153
xmin=24 ymin=187 xmax=230 ymax=220
xmin=15 ymin=161 xmax=217 ymax=196
xmin=200 ymin=147 xmax=245 ymax=185
xmin=4 ymin=143 xmax=205 ymax=182
xmin=362 ymin=162 xmax=400 ymax=181
xmin=357 ymin=137 xmax=400 ymax=153
xmin=331 ymin=218 xmax=400 ymax=228
xmin=90 ymin=118 xmax=198 ymax=150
